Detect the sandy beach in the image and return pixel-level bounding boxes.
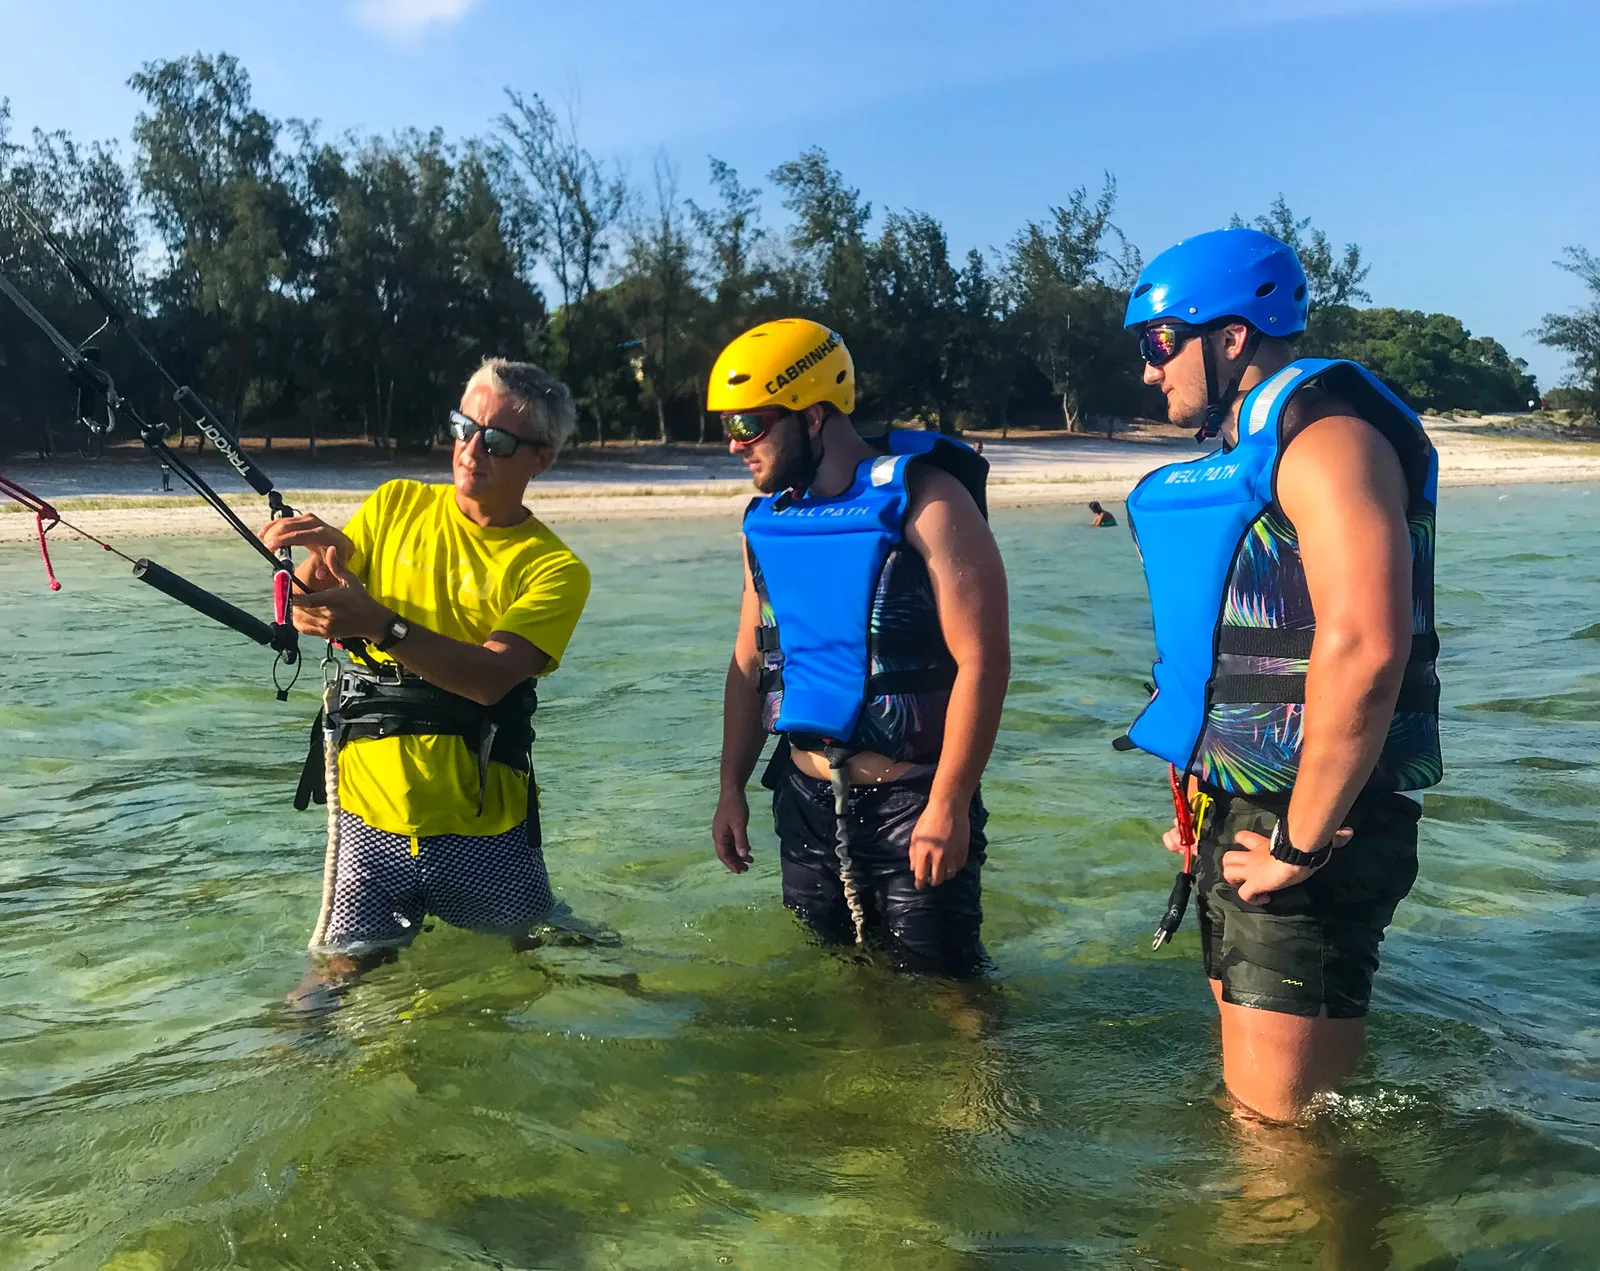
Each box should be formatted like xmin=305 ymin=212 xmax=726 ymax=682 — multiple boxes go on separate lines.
xmin=2 ymin=413 xmax=1596 ymax=544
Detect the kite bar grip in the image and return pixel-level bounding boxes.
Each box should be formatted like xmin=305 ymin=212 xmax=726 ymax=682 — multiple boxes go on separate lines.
xmin=132 ymin=558 xmax=275 ymax=647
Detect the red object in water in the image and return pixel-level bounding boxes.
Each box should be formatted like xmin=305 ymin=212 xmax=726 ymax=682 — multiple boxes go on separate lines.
xmin=0 ymin=474 xmax=63 ymax=591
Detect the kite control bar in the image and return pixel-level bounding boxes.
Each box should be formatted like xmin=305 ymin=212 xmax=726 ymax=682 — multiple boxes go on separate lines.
xmin=0 ymin=191 xmax=304 ymax=673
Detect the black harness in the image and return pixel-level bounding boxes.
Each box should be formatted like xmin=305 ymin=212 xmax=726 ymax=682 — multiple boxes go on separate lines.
xmin=294 ymin=664 xmax=538 ymax=816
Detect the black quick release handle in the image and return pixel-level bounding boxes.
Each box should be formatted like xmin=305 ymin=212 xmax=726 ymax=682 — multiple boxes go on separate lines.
xmin=132 ymin=558 xmax=275 ymax=647
xmin=1151 ymin=870 xmax=1194 ymax=950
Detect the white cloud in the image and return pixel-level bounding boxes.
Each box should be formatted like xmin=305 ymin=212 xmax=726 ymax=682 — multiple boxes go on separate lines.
xmin=353 ymin=0 xmax=483 ymax=40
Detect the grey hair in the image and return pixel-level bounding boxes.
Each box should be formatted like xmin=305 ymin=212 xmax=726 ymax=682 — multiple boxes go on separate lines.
xmin=464 ymin=358 xmax=578 ymax=454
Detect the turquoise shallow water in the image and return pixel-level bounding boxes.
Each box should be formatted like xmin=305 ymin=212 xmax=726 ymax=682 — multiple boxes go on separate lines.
xmin=1 ymin=485 xmax=1598 ymax=1269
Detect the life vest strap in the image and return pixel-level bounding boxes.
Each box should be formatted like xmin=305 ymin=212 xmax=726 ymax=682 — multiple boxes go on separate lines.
xmin=756 ymin=663 xmax=957 ymax=699
xmin=1217 ymin=626 xmax=1440 ymax=662
xmin=1210 ymin=672 xmax=1440 ymax=713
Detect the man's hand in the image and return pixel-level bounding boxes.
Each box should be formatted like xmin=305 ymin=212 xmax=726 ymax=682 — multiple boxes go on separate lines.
xmin=260 ymin=512 xmax=351 ymax=556
xmin=712 ymin=788 xmax=753 ymax=873
xmin=910 ymin=797 xmax=970 ymax=890
xmin=290 ymin=547 xmax=393 ymax=642
xmin=1223 ymin=826 xmax=1355 ymax=904
xmin=260 ymin=514 xmax=355 ymax=586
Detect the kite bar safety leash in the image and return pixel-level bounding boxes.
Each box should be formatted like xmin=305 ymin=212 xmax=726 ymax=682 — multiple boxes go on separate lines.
xmin=0 ymin=474 xmax=74 ymax=589
xmin=1151 ymin=763 xmax=1202 ymax=950
xmin=0 ymin=472 xmax=291 ymax=654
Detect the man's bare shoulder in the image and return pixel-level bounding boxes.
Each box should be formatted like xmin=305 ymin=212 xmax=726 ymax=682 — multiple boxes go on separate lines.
xmin=905 ymin=460 xmax=979 ymax=520
xmin=1281 ymin=386 xmax=1366 ymax=443
xmin=1278 ymin=405 xmax=1409 ymax=514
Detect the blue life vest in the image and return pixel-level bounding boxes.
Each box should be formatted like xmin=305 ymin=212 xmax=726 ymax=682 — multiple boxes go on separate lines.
xmin=743 ymin=431 xmax=988 ymax=761
xmin=1122 ymin=358 xmax=1442 ymax=795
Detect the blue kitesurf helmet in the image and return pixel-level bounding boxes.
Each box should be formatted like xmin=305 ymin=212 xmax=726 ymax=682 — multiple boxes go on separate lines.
xmin=1124 ymin=228 xmax=1309 ymax=335
xmin=1126 ymin=228 xmax=1309 ymax=442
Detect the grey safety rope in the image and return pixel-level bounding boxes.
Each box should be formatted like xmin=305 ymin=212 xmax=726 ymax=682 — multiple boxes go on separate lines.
xmin=307 ymin=662 xmax=343 ymax=950
xmin=825 ymin=745 xmax=868 ymax=945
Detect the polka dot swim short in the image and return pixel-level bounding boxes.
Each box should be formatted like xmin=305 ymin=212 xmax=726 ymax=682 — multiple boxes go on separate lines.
xmin=312 ymin=811 xmax=554 ymax=954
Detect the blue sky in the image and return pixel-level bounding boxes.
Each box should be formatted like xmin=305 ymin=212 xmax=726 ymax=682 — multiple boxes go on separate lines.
xmin=2 ymin=0 xmax=1595 ymax=386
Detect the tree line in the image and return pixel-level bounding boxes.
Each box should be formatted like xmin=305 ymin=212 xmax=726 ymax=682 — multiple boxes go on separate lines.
xmin=1 ymin=52 xmax=1584 ymax=460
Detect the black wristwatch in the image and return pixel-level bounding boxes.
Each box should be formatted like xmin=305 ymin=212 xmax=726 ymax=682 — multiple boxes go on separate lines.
xmin=1268 ymin=818 xmax=1334 ymax=870
xmin=375 ymin=615 xmax=411 ymax=652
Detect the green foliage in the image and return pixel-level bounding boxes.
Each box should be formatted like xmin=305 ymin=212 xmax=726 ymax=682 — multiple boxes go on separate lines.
xmin=304 ymin=129 xmax=542 ymax=449
xmin=1546 ymin=385 xmax=1596 ymax=413
xmin=1304 ymin=306 xmax=1538 ymax=412
xmin=1536 ymin=246 xmax=1600 ymax=401
xmin=496 ymin=89 xmax=625 ymax=443
xmin=0 ymin=56 xmax=1552 ymax=457
xmin=615 ymin=155 xmax=708 ymax=441
xmin=1003 ymin=176 xmax=1154 ymax=426
xmin=0 ymin=98 xmax=144 ymax=455
xmin=1231 ymin=194 xmax=1370 ymax=307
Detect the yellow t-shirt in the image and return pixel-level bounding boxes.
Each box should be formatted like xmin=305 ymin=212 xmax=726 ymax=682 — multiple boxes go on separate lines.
xmin=336 ymin=479 xmax=591 ymax=838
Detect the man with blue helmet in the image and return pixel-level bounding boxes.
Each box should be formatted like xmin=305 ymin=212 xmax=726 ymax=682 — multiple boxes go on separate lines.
xmin=1118 ymin=228 xmax=1442 ymax=1121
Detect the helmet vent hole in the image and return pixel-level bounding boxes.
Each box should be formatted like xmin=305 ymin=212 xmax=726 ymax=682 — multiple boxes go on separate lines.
xmin=836 ymin=370 xmax=847 ymax=384
xmin=1293 ymin=284 xmax=1306 ymax=302
xmin=1133 ymin=283 xmax=1153 ymax=298
xmin=1255 ymin=281 xmax=1277 ymax=298
xmin=727 ymin=373 xmax=750 ymax=386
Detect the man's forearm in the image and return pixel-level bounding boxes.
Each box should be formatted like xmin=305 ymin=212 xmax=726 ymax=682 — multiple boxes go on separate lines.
xmin=720 ymin=658 xmax=769 ymax=795
xmin=929 ymin=656 xmax=1009 ymax=811
xmin=386 ymin=624 xmax=530 ymax=705
xmin=1287 ymin=642 xmax=1406 ymax=849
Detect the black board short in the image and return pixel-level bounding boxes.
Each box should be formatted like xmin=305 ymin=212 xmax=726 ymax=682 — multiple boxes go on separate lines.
xmin=1194 ymin=788 xmax=1421 ymax=1019
xmin=766 ymin=750 xmax=990 ymax=977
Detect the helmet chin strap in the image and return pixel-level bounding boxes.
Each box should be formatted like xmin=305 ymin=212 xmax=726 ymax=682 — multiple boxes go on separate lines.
xmin=1196 ymin=325 xmax=1262 ymax=443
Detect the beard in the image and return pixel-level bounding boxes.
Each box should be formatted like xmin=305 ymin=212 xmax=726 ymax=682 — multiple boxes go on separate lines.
xmin=752 ymin=419 xmax=816 ymax=494
xmin=1163 ymin=390 xmax=1206 ymax=430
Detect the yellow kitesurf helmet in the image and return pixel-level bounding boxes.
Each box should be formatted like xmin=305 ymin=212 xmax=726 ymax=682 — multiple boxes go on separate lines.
xmin=706 ymin=318 xmax=856 ymax=417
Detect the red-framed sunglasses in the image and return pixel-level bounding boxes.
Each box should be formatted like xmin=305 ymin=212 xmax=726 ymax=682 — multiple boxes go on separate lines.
xmin=721 ymin=407 xmax=792 ymax=445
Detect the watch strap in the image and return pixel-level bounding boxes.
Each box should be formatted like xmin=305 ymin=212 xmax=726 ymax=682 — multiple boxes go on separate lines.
xmin=1268 ymin=818 xmax=1333 ymax=869
xmin=375 ymin=616 xmax=408 ymax=652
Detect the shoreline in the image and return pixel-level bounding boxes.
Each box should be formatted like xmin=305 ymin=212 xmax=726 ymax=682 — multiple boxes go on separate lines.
xmin=4 ymin=419 xmax=1598 ymax=542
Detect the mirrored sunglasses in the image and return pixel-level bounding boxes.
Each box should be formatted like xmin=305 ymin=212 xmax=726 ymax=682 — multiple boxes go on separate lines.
xmin=448 ymin=410 xmax=536 ymax=458
xmin=721 ymin=407 xmax=791 ymax=445
xmin=1138 ymin=323 xmax=1201 ymax=368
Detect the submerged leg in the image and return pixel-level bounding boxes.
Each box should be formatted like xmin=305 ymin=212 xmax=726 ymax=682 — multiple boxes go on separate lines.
xmin=287 ymin=947 xmax=399 ymax=1012
xmin=1212 ymin=979 xmax=1366 ymax=1121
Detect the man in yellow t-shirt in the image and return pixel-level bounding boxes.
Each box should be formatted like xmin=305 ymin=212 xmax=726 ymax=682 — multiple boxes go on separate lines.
xmin=261 ymin=358 xmax=590 ymax=978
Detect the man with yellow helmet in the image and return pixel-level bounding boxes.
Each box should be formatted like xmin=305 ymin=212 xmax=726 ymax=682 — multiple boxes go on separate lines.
xmin=707 ymin=318 xmax=1011 ymax=976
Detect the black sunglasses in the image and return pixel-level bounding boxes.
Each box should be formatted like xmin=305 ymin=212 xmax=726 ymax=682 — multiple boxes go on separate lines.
xmin=1138 ymin=322 xmax=1204 ymax=368
xmin=448 ymin=410 xmax=540 ymax=458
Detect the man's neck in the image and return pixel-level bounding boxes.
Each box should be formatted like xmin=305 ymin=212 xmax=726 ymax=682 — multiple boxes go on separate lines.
xmin=805 ymin=419 xmax=875 ymax=499
xmin=1220 ymin=351 xmax=1297 ymax=447
xmin=454 ymin=489 xmax=530 ymax=528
